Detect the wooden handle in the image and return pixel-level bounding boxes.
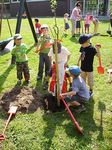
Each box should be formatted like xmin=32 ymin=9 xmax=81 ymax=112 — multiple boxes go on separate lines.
xmin=3 ymin=113 xmax=12 ymax=135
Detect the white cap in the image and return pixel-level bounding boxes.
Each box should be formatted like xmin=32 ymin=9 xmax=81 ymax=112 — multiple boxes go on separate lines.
xmin=41 ymin=24 xmax=48 ymax=29
xmin=14 ymin=34 xmax=22 ymax=40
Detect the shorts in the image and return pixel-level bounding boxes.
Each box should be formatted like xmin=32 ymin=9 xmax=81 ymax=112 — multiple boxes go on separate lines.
xmin=65 ymin=23 xmax=70 ymax=30
xmin=85 ymin=24 xmax=90 ymax=28
xmin=76 ymin=21 xmax=81 ymax=28
xmin=64 ymin=94 xmax=88 ymax=104
xmin=81 ymin=71 xmax=94 ymax=88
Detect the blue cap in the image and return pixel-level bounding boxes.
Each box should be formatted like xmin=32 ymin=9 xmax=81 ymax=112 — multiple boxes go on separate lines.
xmin=79 ymin=34 xmax=93 ymax=44
xmin=69 ymin=66 xmax=81 ymax=76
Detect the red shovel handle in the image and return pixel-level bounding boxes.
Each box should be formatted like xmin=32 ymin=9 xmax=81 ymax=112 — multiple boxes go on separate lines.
xmin=98 ymin=57 xmax=102 ymax=67
xmin=60 ymin=96 xmax=83 ymax=134
xmin=0 ymin=134 xmax=5 ymax=141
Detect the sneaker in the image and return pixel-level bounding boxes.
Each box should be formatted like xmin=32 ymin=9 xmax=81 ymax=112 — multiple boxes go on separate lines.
xmin=75 ymin=105 xmax=86 ymax=113
xmin=17 ymin=80 xmax=21 ymax=85
xmin=37 ymin=76 xmax=42 ymax=80
xmin=90 ymin=91 xmax=93 ymax=97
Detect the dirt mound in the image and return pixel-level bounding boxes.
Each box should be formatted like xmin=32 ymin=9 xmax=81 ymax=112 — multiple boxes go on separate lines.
xmin=0 ymin=86 xmax=43 ymax=113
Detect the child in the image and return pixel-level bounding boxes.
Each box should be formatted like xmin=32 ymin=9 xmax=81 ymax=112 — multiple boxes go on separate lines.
xmin=61 ymin=66 xmax=90 ymax=113
xmin=11 ymin=34 xmax=30 ymax=85
xmin=92 ymin=16 xmax=99 ymax=34
xmin=77 ymin=34 xmax=100 ymax=96
xmin=84 ymin=14 xmax=92 ymax=34
xmin=64 ymin=13 xmax=70 ymax=36
xmin=34 ymin=18 xmax=41 ymax=37
xmin=48 ymin=41 xmax=71 ymax=94
xmin=70 ymin=1 xmax=82 ymax=36
xmin=35 ymin=24 xmax=52 ymax=81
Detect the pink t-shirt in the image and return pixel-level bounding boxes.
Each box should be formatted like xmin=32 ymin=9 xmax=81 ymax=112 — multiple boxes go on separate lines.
xmin=70 ymin=7 xmax=81 ymax=21
xmin=84 ymin=15 xmax=92 ymax=25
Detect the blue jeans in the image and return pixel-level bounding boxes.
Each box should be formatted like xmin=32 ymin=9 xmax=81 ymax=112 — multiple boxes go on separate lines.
xmin=38 ymin=53 xmax=51 ymax=78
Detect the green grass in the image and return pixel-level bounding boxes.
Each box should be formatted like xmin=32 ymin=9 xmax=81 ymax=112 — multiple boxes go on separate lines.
xmin=0 ymin=18 xmax=112 ymax=150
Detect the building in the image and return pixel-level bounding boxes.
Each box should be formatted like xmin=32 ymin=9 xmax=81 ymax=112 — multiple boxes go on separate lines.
xmin=70 ymin=0 xmax=111 ymax=17
xmin=0 ymin=0 xmax=111 ymax=18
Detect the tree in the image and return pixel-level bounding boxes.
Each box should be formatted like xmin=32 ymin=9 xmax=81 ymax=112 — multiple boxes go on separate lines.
xmin=50 ymin=0 xmax=60 ymax=106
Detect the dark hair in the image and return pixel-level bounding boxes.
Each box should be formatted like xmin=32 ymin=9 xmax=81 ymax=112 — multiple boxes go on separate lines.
xmin=75 ymin=1 xmax=81 ymax=7
xmin=35 ymin=18 xmax=39 ymax=22
xmin=52 ymin=42 xmax=62 ymax=54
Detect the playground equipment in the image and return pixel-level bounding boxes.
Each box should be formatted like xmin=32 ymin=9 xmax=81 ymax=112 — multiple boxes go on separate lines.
xmin=0 ymin=0 xmax=12 ymax=37
xmin=11 ymin=0 xmax=38 ymax=64
xmin=0 ymin=0 xmax=38 ymax=59
xmin=0 ymin=37 xmax=14 ymax=55
xmin=0 ymin=106 xmax=18 ymax=141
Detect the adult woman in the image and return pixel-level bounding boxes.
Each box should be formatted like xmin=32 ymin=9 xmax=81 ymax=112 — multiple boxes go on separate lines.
xmin=70 ymin=1 xmax=82 ymax=37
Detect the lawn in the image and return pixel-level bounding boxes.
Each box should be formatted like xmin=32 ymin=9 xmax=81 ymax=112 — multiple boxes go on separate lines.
xmin=0 ymin=18 xmax=112 ymax=150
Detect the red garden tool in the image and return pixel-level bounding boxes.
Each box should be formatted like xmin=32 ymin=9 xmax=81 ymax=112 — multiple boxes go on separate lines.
xmin=0 ymin=106 xmax=18 ymax=141
xmin=97 ymin=56 xmax=104 ymax=74
xmin=96 ymin=44 xmax=104 ymax=74
xmin=60 ymin=96 xmax=83 ymax=134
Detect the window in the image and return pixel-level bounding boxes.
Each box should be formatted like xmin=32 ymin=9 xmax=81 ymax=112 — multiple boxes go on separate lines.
xmin=11 ymin=0 xmax=48 ymax=3
xmin=11 ymin=0 xmax=20 ymax=3
xmin=0 ymin=0 xmax=10 ymax=4
xmin=27 ymin=0 xmax=49 ymax=1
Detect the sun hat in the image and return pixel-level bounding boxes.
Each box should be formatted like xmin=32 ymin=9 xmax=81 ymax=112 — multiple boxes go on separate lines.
xmin=78 ymin=34 xmax=93 ymax=44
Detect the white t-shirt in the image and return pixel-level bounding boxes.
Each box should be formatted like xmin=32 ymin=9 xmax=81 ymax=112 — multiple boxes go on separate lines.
xmin=48 ymin=46 xmax=71 ymax=64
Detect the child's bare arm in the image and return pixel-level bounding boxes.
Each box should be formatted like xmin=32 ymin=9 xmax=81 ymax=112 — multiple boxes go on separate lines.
xmin=35 ymin=43 xmax=41 ymax=53
xmin=77 ymin=54 xmax=81 ymax=66
xmin=65 ymin=54 xmax=71 ymax=66
xmin=61 ymin=91 xmax=76 ymax=97
xmin=95 ymin=44 xmax=101 ymax=57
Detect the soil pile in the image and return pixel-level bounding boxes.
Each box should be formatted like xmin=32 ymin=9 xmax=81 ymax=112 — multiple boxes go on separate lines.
xmin=0 ymin=86 xmax=43 ymax=113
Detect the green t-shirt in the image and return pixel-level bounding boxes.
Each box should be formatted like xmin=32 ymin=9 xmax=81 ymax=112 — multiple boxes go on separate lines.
xmin=11 ymin=43 xmax=28 ymax=62
xmin=37 ymin=35 xmax=52 ymax=53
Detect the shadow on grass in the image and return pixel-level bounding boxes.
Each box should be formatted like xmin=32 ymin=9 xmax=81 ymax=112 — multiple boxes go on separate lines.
xmin=42 ymin=111 xmax=68 ymax=149
xmin=97 ymin=101 xmax=106 ymax=141
xmin=69 ymin=36 xmax=78 ymax=43
xmin=61 ymin=97 xmax=98 ymax=148
xmin=35 ymin=79 xmax=49 ymax=95
xmin=41 ymin=97 xmax=98 ymax=149
xmin=0 ymin=65 xmax=15 ymax=93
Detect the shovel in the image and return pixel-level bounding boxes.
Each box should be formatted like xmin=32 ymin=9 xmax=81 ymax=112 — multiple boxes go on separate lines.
xmin=60 ymin=96 xmax=83 ymax=134
xmin=97 ymin=56 xmax=104 ymax=74
xmin=0 ymin=106 xmax=18 ymax=141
